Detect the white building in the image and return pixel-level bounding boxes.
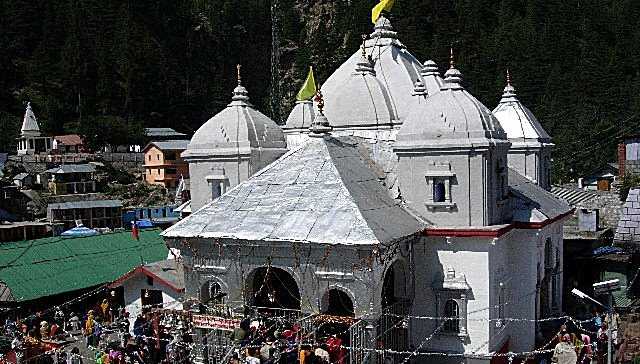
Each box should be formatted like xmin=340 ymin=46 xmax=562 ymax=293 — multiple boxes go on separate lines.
xmin=181 ymin=69 xmax=288 ymax=212
xmin=109 ymin=259 xmax=184 ymax=334
xmin=493 ymin=72 xmax=554 ymax=190
xmin=164 ymin=15 xmax=570 ymax=364
xmin=17 ymin=102 xmax=52 ymax=155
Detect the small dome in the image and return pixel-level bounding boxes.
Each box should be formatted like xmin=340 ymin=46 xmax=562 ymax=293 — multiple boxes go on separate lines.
xmin=318 ymin=15 xmax=423 ymax=126
xmin=284 ymin=100 xmax=315 ymax=130
xmin=420 ymin=60 xmax=444 ymax=96
xmin=492 ymin=75 xmax=551 ymax=143
xmin=184 ymin=81 xmax=286 ymax=158
xmin=397 ymin=64 xmax=507 ymax=147
xmin=323 ymin=53 xmax=396 ymax=128
xmin=21 ymin=102 xmax=41 ymax=137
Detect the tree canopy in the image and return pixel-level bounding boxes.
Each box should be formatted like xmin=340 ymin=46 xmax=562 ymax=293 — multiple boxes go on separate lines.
xmin=2 ymin=0 xmax=640 ymax=182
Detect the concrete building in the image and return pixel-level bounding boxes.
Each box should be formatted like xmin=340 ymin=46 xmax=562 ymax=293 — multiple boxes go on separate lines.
xmin=44 ymin=164 xmax=97 ymax=195
xmin=17 ymin=103 xmax=52 ymax=155
xmin=165 ymin=15 xmax=571 ymax=364
xmin=52 ymin=134 xmax=85 ymax=154
xmin=143 ymin=140 xmax=190 ymax=190
xmin=181 ymin=68 xmax=287 ymax=211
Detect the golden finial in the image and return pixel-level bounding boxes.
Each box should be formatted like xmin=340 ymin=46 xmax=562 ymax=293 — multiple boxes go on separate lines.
xmin=449 ymin=47 xmax=455 ymax=69
xmin=236 ymin=64 xmax=242 ymax=85
xmin=506 ymin=69 xmax=512 ymax=86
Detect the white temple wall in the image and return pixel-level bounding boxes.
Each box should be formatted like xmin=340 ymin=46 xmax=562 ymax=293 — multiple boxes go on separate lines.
xmin=175 ymin=238 xmax=383 ymax=318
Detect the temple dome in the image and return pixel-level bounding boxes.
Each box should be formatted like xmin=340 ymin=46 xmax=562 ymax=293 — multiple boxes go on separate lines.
xmin=317 ymin=15 xmax=424 ymax=127
xmin=322 ymin=52 xmax=396 ymax=128
xmin=396 ymin=64 xmax=507 ymax=148
xmin=492 ymin=76 xmax=551 ymax=143
xmin=284 ymin=100 xmax=315 ymax=130
xmin=183 ymin=82 xmax=286 ymax=159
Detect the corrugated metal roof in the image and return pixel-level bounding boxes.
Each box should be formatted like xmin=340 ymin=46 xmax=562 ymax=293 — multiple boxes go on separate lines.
xmin=550 ymin=186 xmax=597 ymax=206
xmin=48 ymin=199 xmax=122 ymax=210
xmin=144 ymin=128 xmax=187 ymax=137
xmin=163 ymin=136 xmax=423 ymax=245
xmin=145 ymin=140 xmax=190 ymax=151
xmin=509 ymin=169 xmax=572 ymax=221
xmin=44 ymin=164 xmax=96 ymax=174
xmin=0 ymin=229 xmax=168 ymax=302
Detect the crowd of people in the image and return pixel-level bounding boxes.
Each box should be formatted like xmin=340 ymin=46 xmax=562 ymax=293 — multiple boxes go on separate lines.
xmin=1 ymin=294 xmax=193 ymax=364
xmin=549 ymin=311 xmax=622 ymax=364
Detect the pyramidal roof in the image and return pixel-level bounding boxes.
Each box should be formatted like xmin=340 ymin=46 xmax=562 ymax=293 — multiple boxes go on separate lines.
xmin=21 ymin=102 xmax=41 ymax=137
xmin=163 ymin=135 xmax=423 ymax=245
xmin=492 ymin=73 xmax=551 ymax=144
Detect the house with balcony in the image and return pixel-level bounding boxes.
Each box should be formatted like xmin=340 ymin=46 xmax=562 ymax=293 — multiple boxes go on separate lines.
xmin=143 ymin=140 xmax=189 ymax=190
xmin=44 ymin=164 xmax=97 ymax=195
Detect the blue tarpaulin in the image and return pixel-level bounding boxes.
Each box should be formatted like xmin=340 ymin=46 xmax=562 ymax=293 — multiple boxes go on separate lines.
xmin=592 ymin=246 xmax=624 ymax=256
xmin=60 ymin=226 xmax=99 ymax=237
xmin=135 ymin=219 xmax=154 ymax=229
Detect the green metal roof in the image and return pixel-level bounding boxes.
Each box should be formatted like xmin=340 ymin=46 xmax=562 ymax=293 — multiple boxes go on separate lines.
xmin=0 ymin=229 xmax=168 ymax=302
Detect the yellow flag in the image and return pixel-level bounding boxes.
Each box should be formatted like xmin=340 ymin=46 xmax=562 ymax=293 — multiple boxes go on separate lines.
xmin=371 ymin=0 xmax=395 ymax=24
xmin=296 ymin=66 xmax=317 ymax=101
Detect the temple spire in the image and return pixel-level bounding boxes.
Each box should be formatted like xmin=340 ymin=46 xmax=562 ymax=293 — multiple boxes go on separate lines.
xmin=230 ymin=64 xmax=251 ymax=105
xmin=309 ymin=88 xmax=332 ymax=136
xmin=449 ymin=47 xmax=455 ymax=69
xmin=500 ymin=69 xmax=518 ymax=102
xmin=442 ymin=47 xmax=463 ymax=89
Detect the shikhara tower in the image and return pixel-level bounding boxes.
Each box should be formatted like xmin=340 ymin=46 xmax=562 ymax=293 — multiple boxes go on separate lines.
xmin=166 ymin=13 xmax=568 ymax=364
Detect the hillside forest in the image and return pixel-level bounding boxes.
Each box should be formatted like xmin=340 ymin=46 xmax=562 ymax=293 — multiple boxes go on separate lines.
xmin=2 ymin=0 xmax=640 ymax=182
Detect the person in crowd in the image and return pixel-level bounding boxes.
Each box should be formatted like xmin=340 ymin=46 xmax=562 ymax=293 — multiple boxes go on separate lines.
xmin=596 ymin=322 xmax=609 ymax=364
xmin=245 ymin=348 xmax=260 ymax=364
xmin=579 ymin=333 xmax=593 ymax=364
xmin=100 ymin=299 xmax=111 ymax=323
xmin=84 ymin=310 xmax=95 ymax=347
xmin=552 ymin=334 xmax=578 ymax=364
xmin=314 ymin=344 xmax=330 ymax=364
xmin=67 ymin=347 xmax=82 ymax=364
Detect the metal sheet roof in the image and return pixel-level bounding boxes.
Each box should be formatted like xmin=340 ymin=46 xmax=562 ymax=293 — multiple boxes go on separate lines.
xmin=508 ymin=168 xmax=571 ymax=221
xmin=44 ymin=164 xmax=96 ymax=174
xmin=163 ymin=136 xmax=423 ymax=245
xmin=144 ymin=140 xmax=190 ymax=151
xmin=47 ymin=199 xmax=122 ymax=210
xmin=0 ymin=229 xmax=168 ymax=302
xmin=144 ymin=128 xmax=187 ymax=138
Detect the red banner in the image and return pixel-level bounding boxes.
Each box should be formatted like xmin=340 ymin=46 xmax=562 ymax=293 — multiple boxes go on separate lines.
xmin=192 ymin=315 xmax=240 ymax=331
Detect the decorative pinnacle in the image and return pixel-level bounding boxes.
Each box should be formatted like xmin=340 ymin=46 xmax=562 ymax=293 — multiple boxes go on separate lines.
xmin=506 ymin=69 xmax=512 ymax=87
xmin=236 ymin=64 xmax=242 ymax=85
xmin=314 ymin=87 xmax=325 ymax=115
xmin=361 ymin=34 xmax=368 ymax=58
xmin=449 ymin=47 xmax=455 ymax=69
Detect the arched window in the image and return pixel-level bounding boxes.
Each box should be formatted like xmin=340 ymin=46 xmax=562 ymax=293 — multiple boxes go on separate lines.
xmin=433 ymin=182 xmax=446 ymax=202
xmin=443 ymin=299 xmax=460 ymax=333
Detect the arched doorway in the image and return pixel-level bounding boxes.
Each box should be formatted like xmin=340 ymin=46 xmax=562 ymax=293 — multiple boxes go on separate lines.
xmin=382 ymin=259 xmax=409 ymax=308
xmin=246 ymin=267 xmax=301 ymax=310
xmin=380 ymin=259 xmax=411 ymax=362
xmin=322 ymin=288 xmax=354 ymax=317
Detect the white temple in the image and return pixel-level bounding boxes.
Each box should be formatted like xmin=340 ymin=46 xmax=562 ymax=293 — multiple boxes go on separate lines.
xmin=17 ymin=102 xmax=52 ymax=155
xmin=164 ymin=14 xmax=570 ymax=364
